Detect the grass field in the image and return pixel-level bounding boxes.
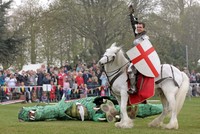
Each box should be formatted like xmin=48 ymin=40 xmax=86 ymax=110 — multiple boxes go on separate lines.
xmin=0 ymin=97 xmax=199 ymax=134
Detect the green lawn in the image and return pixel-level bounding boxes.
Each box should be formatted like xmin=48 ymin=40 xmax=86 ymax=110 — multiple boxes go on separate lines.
xmin=0 ymin=97 xmax=199 ymax=134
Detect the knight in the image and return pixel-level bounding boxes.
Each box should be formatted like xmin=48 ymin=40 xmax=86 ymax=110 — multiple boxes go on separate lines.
xmin=127 ymin=5 xmax=151 ymax=95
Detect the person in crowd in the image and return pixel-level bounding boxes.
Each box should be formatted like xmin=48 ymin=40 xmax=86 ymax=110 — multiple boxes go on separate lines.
xmin=65 ymin=61 xmax=72 ymax=71
xmin=76 ymin=62 xmax=83 ymax=72
xmin=190 ymin=70 xmax=197 ymax=83
xmin=100 ymin=71 xmax=109 ymax=96
xmin=37 ymin=69 xmax=45 ymax=86
xmin=4 ymin=73 xmax=17 ymax=99
xmin=71 ymin=80 xmax=78 ymax=99
xmin=2 ymin=83 xmax=9 ymax=100
xmin=72 ymin=69 xmax=78 ymax=82
xmin=100 ymin=86 xmax=106 ymax=96
xmin=28 ymin=70 xmax=37 ymax=86
xmin=66 ymin=71 xmax=73 ymax=88
xmin=63 ymin=76 xmax=71 ymax=100
xmin=40 ymin=64 xmax=46 ymax=73
xmin=21 ymin=71 xmax=30 ymax=86
xmin=0 ymin=71 xmax=5 ymax=86
xmin=191 ymin=84 xmax=198 ymax=97
xmin=96 ymin=69 xmax=102 ymax=86
xmin=100 ymin=71 xmax=108 ymax=87
xmin=77 ymin=84 xmax=83 ymax=94
xmin=183 ymin=67 xmax=190 ymax=77
xmin=57 ymin=67 xmax=66 ymax=88
xmin=82 ymin=69 xmax=92 ymax=85
xmin=196 ymin=73 xmax=200 ymax=83
xmin=92 ymin=60 xmax=98 ymax=72
xmin=49 ymin=80 xmax=56 ymax=102
xmin=91 ymin=71 xmax=99 ymax=87
xmin=5 ymin=73 xmax=17 ymax=89
xmin=37 ymin=68 xmax=44 ymax=101
xmin=41 ymin=92 xmax=48 ymax=103
xmin=64 ymin=61 xmax=72 ymax=72
xmin=75 ymin=72 xmax=84 ymax=86
xmin=20 ymin=81 xmax=32 ymax=103
xmin=43 ymin=73 xmax=51 ymax=84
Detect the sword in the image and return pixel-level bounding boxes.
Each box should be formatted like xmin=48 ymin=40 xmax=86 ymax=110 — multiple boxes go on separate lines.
xmin=128 ymin=4 xmax=134 ymax=15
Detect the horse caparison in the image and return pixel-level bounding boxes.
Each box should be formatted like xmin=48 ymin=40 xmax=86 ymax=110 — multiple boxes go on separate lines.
xmin=98 ymin=43 xmax=189 ymax=129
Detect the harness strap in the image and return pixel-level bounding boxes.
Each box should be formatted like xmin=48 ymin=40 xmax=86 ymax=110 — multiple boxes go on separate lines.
xmin=109 ymin=71 xmax=123 ymax=88
xmin=170 ymin=65 xmax=179 ymax=88
xmin=155 ymin=65 xmax=179 ymax=88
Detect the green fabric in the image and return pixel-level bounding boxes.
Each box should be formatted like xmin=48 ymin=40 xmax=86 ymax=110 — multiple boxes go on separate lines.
xmin=136 ymin=104 xmax=163 ymax=118
xmin=18 ymin=96 xmax=163 ymax=122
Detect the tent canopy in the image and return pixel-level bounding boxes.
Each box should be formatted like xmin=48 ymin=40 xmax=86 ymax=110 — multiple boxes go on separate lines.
xmin=19 ymin=63 xmax=45 ymax=74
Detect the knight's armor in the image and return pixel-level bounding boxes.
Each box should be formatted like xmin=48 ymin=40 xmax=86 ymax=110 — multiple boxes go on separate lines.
xmin=133 ymin=35 xmax=149 ymax=46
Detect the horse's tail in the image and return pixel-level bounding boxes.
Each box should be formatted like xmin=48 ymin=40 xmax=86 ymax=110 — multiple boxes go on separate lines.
xmin=176 ymin=72 xmax=190 ymax=115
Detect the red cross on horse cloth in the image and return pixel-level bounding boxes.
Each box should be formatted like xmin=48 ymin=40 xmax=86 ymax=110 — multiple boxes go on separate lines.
xmin=126 ymin=39 xmax=161 ymax=77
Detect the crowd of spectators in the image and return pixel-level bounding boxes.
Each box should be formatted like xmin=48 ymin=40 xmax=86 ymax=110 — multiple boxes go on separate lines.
xmin=0 ymin=61 xmax=109 ymax=103
xmin=187 ymin=69 xmax=200 ymax=97
xmin=1 ymin=62 xmax=200 ymax=103
xmin=182 ymin=67 xmax=200 ymax=97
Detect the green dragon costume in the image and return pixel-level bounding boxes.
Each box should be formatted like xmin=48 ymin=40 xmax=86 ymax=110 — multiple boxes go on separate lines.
xmin=18 ymin=96 xmax=163 ymax=122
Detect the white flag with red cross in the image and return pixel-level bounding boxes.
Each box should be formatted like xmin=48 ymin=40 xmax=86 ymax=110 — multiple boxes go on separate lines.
xmin=126 ymin=39 xmax=161 ymax=77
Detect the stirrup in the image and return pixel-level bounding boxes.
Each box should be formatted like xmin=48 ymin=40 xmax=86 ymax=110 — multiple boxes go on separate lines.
xmin=127 ymin=89 xmax=137 ymax=95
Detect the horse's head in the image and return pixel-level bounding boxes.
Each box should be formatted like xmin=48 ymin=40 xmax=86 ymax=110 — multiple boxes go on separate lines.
xmin=98 ymin=43 xmax=121 ymax=65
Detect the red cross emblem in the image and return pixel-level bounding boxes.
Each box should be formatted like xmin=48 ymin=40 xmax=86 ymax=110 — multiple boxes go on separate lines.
xmin=126 ymin=39 xmax=161 ymax=77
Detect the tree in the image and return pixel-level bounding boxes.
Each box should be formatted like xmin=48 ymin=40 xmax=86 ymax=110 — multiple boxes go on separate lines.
xmin=146 ymin=0 xmax=200 ymax=69
xmin=0 ymin=0 xmax=23 ymax=69
xmin=53 ymin=0 xmax=130 ymax=59
xmin=180 ymin=5 xmax=200 ymax=68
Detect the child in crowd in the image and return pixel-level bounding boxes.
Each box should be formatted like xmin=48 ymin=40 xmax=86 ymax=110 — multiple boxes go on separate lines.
xmin=63 ymin=77 xmax=71 ymax=100
xmin=71 ymin=80 xmax=78 ymax=99
xmin=78 ymin=84 xmax=88 ymax=98
xmin=2 ymin=83 xmax=9 ymax=100
xmin=50 ymin=80 xmax=56 ymax=102
xmin=20 ymin=82 xmax=32 ymax=103
xmin=100 ymin=86 xmax=106 ymax=96
xmin=41 ymin=92 xmax=48 ymax=103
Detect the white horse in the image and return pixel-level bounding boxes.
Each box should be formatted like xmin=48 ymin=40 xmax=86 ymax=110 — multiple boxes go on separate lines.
xmin=98 ymin=43 xmax=189 ymax=129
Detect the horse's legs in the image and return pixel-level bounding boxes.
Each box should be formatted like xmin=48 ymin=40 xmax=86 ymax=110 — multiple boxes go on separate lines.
xmin=148 ymin=89 xmax=169 ymax=127
xmin=115 ymin=92 xmax=133 ymax=128
xmin=161 ymin=89 xmax=179 ymax=129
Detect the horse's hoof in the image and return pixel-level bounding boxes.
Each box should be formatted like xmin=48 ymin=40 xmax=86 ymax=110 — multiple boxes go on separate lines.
xmin=148 ymin=122 xmax=159 ymax=128
xmin=148 ymin=120 xmax=162 ymax=128
xmin=115 ymin=122 xmax=122 ymax=128
xmin=161 ymin=123 xmax=178 ymax=130
xmin=115 ymin=121 xmax=133 ymax=128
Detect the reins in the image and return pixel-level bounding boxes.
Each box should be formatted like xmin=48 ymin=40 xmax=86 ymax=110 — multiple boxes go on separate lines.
xmin=106 ymin=61 xmax=130 ymax=77
xmin=100 ymin=47 xmax=130 ymax=94
xmin=102 ymin=61 xmax=130 ymax=89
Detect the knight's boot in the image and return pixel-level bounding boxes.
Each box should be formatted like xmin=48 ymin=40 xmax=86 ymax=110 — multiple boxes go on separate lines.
xmin=127 ymin=65 xmax=137 ymax=95
xmin=127 ymin=75 xmax=137 ymax=95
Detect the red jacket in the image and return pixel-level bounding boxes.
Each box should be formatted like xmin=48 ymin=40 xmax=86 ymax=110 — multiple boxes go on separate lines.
xmin=75 ymin=76 xmax=84 ymax=86
xmin=57 ymin=73 xmax=66 ymax=87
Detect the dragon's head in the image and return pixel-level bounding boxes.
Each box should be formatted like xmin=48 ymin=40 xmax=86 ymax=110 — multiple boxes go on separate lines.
xmin=18 ymin=106 xmax=37 ymax=122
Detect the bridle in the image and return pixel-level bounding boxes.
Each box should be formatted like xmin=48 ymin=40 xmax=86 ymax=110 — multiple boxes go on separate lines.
xmin=103 ymin=55 xmax=116 ymax=65
xmin=100 ymin=51 xmax=130 ymax=88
